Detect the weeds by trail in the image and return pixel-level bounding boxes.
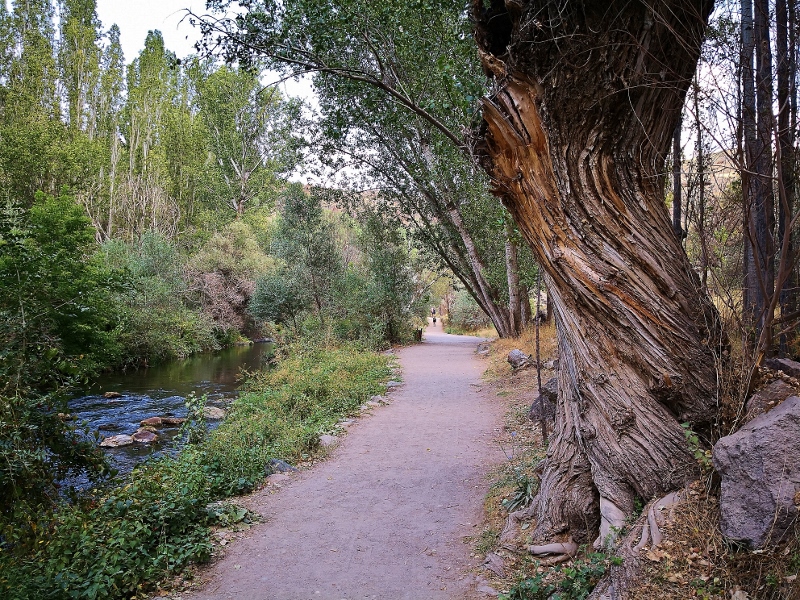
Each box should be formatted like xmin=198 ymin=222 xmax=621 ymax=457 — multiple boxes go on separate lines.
xmin=0 ymin=343 xmax=391 ymax=600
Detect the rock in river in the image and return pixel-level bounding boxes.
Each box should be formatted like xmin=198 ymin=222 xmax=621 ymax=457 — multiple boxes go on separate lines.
xmin=132 ymin=429 xmax=158 ymax=443
xmin=140 ymin=416 xmax=163 ymax=427
xmin=203 ymin=406 xmax=226 ymax=420
xmin=100 ymin=434 xmax=134 ymax=447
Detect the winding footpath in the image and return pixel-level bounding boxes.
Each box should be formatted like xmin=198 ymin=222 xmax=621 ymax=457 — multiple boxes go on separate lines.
xmin=185 ymin=323 xmax=505 ymax=600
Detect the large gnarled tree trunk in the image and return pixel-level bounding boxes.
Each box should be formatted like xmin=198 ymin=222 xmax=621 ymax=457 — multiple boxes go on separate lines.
xmin=473 ymin=0 xmax=722 ymax=545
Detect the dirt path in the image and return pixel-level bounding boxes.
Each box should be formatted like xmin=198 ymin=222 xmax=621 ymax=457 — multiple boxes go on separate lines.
xmin=185 ymin=323 xmax=504 ymax=600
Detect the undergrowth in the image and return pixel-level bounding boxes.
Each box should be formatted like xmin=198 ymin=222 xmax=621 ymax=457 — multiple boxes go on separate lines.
xmin=0 ymin=343 xmax=391 ymax=599
xmin=479 ymin=323 xmax=800 ymax=600
xmin=500 ymin=552 xmax=623 ymax=600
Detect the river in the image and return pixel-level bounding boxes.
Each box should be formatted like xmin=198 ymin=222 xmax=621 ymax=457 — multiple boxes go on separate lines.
xmin=68 ymin=342 xmax=274 ymax=475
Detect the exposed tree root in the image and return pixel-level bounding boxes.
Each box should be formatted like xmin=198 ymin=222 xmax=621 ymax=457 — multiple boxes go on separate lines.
xmin=589 ymin=490 xmax=685 ymax=600
xmin=529 ymin=541 xmax=578 ymax=556
xmin=499 ymin=501 xmax=537 ymax=544
xmin=538 ymin=554 xmax=575 ymax=567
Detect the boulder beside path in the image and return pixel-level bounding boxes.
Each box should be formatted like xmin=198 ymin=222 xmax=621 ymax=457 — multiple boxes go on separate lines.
xmin=713 ymin=395 xmax=800 ymax=548
xmin=507 ymin=349 xmax=531 ymax=370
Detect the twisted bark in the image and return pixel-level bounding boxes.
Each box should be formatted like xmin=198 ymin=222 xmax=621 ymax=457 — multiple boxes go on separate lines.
xmin=473 ymin=0 xmax=722 ymax=544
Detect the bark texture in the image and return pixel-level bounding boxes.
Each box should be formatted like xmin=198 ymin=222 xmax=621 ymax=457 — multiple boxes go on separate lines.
xmin=473 ymin=0 xmax=721 ymax=544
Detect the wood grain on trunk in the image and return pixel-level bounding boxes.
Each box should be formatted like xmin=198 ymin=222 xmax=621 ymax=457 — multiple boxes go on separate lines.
xmin=473 ymin=0 xmax=721 ymax=544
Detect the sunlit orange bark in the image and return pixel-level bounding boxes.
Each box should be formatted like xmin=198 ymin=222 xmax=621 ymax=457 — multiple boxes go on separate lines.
xmin=473 ymin=0 xmax=722 ymax=544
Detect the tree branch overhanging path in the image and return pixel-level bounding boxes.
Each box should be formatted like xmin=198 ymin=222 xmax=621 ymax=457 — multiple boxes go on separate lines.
xmin=183 ymin=328 xmax=505 ymax=599
xmin=472 ymin=0 xmax=725 ymax=554
xmin=190 ymin=0 xmax=535 ymax=339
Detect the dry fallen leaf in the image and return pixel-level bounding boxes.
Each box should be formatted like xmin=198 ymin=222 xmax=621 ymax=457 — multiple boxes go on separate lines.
xmin=645 ymin=550 xmax=663 ymax=562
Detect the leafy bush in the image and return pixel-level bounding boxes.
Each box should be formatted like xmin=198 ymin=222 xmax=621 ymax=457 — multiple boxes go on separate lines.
xmin=500 ymin=552 xmax=623 ymax=600
xmin=0 ymin=192 xmax=120 ymax=392
xmin=250 ymin=270 xmax=310 ymax=330
xmin=189 ymin=220 xmax=273 ymax=337
xmin=0 ymin=393 xmax=108 ymax=545
xmin=447 ymin=290 xmax=491 ymax=332
xmin=98 ymin=232 xmax=220 ymax=365
xmin=1 ymin=453 xmax=214 ymax=600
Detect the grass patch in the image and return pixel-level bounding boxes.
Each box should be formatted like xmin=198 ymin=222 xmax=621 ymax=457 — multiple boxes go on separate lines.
xmin=476 ymin=528 xmax=501 ymax=555
xmin=443 ymin=323 xmax=498 ymax=338
xmin=1 ymin=343 xmax=391 ymax=600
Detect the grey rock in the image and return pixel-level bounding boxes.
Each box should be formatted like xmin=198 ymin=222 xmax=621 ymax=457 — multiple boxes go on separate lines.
xmin=483 ymin=552 xmax=506 ymax=577
xmin=530 ymin=396 xmax=556 ymax=424
xmin=529 ymin=377 xmax=559 ymax=422
xmin=99 ymin=434 xmax=134 ymax=447
xmin=712 ymin=395 xmax=800 ymax=548
xmin=319 ymin=434 xmax=338 ymax=447
xmin=745 ymin=379 xmax=795 ymax=423
xmin=476 ymin=342 xmax=490 ymax=356
xmin=370 ymin=395 xmax=387 ymax=404
xmin=267 ymin=458 xmax=298 ymax=474
xmin=540 ymin=377 xmax=558 ymax=402
xmin=765 ymin=357 xmax=800 ymax=379
xmin=203 ymin=406 xmax=226 ymax=420
xmin=507 ymin=349 xmax=531 ymax=370
xmin=385 ymin=380 xmax=402 ymax=390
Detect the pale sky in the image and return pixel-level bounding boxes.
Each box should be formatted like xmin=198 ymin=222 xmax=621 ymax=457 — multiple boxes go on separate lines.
xmin=94 ymin=0 xmax=313 ymax=100
xmin=95 ymin=0 xmax=207 ymax=63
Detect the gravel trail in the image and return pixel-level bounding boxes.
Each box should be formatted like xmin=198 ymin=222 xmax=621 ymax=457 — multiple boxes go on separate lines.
xmin=185 ymin=323 xmax=504 ymax=600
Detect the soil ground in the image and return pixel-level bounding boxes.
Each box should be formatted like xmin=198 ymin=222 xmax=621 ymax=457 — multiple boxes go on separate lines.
xmin=182 ymin=321 xmax=506 ymax=600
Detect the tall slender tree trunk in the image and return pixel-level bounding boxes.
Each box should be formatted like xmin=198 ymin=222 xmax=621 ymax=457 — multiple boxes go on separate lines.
xmin=505 ymin=220 xmax=523 ymax=332
xmin=692 ymin=76 xmax=709 ymax=290
xmin=751 ymin=0 xmax=775 ymax=358
xmin=742 ymin=0 xmax=759 ymax=351
xmin=777 ymin=0 xmax=796 ymax=355
xmin=672 ymin=117 xmax=683 ymax=242
xmin=473 ymin=0 xmax=721 ymax=545
xmin=446 ymin=202 xmax=516 ymax=337
xmin=520 ymin=281 xmax=533 ymax=326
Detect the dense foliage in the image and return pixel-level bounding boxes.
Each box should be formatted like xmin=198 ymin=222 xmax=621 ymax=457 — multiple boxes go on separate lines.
xmin=198 ymin=0 xmax=540 ymax=338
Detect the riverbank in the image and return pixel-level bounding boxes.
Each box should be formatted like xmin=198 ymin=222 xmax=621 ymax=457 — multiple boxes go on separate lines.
xmin=69 ymin=342 xmax=275 ymax=477
xmin=0 ymin=342 xmax=392 ymax=600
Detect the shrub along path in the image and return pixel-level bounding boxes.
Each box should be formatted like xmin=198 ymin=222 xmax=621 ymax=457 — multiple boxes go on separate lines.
xmin=184 ymin=322 xmax=505 ymax=599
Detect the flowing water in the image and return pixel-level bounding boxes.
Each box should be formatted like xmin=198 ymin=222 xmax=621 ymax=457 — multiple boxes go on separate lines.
xmin=68 ymin=342 xmax=274 ymax=476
